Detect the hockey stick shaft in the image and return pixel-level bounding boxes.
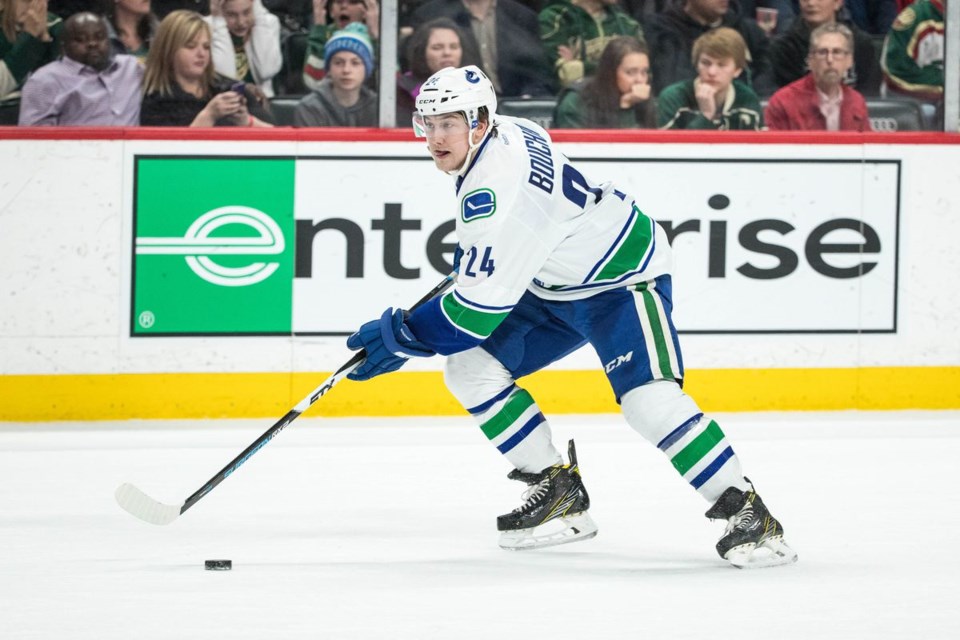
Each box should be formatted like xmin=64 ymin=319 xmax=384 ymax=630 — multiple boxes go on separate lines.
xmin=119 ymin=273 xmax=455 ymax=524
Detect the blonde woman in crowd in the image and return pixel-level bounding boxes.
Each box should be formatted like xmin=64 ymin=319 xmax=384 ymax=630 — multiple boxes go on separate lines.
xmin=140 ymin=9 xmax=271 ymax=126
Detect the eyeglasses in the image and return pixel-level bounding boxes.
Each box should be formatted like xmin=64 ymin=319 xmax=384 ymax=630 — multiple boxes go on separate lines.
xmin=810 ymin=48 xmax=851 ymax=59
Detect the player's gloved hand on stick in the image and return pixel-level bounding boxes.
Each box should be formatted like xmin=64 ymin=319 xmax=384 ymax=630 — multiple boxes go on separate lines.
xmin=346 ymin=308 xmax=434 ymax=381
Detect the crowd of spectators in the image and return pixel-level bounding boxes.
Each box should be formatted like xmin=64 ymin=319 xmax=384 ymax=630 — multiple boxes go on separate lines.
xmin=0 ymin=0 xmax=948 ymax=129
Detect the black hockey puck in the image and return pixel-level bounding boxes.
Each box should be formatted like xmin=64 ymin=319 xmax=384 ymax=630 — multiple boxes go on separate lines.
xmin=204 ymin=559 xmax=232 ymax=571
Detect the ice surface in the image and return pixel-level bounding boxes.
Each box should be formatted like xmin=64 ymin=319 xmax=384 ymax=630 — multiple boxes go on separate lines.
xmin=2 ymin=411 xmax=959 ymax=640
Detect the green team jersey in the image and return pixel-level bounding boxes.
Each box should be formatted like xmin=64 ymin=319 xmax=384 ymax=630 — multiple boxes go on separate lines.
xmin=554 ymin=86 xmax=656 ymax=129
xmin=657 ymin=78 xmax=763 ymax=131
xmin=539 ymin=0 xmax=644 ymax=88
xmin=881 ymin=0 xmax=944 ymax=100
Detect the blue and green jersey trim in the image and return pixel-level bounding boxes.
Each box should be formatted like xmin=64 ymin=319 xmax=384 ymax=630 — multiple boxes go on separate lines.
xmin=533 ymin=205 xmax=657 ymax=294
xmin=407 ymin=290 xmax=512 ymax=355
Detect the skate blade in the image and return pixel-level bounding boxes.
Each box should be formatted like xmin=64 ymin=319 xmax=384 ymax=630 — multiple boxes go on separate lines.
xmin=727 ymin=537 xmax=798 ymax=569
xmin=499 ymin=511 xmax=598 ymax=551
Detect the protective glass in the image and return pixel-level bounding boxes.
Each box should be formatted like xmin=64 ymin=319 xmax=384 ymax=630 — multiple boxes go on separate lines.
xmin=412 ymin=113 xmax=470 ymax=139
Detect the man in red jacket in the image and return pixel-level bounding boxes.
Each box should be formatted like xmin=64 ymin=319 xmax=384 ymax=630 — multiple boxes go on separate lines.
xmin=765 ymin=22 xmax=872 ymax=131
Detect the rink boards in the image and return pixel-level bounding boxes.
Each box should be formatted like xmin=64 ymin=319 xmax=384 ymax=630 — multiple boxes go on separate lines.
xmin=1 ymin=129 xmax=958 ymax=419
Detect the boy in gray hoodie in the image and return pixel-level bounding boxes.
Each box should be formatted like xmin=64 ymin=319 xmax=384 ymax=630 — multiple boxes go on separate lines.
xmin=294 ymin=23 xmax=377 ymax=127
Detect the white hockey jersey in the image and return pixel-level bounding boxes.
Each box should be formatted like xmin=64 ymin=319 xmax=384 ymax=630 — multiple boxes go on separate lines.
xmin=408 ymin=115 xmax=672 ymax=354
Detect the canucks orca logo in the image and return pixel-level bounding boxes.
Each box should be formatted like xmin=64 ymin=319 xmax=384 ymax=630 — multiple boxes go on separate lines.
xmin=461 ymin=188 xmax=496 ymax=222
xmin=465 ymin=69 xmax=480 ymax=84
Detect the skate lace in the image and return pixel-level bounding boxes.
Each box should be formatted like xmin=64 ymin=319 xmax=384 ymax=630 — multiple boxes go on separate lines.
xmin=726 ymin=504 xmax=755 ymax=534
xmin=514 ymin=478 xmax=551 ymax=514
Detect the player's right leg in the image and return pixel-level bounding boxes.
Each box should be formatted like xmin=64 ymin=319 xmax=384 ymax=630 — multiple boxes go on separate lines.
xmin=444 ymin=346 xmax=561 ymax=473
xmin=444 ymin=292 xmax=597 ymax=550
xmin=445 ymin=347 xmax=597 ymax=550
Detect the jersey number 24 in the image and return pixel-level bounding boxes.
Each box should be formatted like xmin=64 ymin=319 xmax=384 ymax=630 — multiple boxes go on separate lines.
xmin=463 ymin=245 xmax=495 ymax=278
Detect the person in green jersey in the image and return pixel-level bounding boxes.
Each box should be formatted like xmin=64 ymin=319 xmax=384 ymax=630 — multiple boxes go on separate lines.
xmin=658 ymin=26 xmax=763 ymax=130
xmin=554 ymin=36 xmax=656 ymax=129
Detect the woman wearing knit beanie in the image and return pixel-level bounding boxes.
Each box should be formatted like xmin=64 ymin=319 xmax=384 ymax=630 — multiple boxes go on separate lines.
xmin=294 ymin=22 xmax=377 ymax=127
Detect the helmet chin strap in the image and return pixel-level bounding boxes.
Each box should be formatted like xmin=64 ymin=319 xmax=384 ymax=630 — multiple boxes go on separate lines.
xmin=447 ymin=120 xmax=492 ymax=177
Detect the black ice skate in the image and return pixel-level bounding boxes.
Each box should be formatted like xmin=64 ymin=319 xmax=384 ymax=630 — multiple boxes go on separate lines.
xmin=705 ymin=483 xmax=798 ymax=569
xmin=497 ymin=439 xmax=598 ymax=551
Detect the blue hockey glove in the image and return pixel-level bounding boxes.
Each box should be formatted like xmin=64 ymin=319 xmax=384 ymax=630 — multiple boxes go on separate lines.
xmin=346 ymin=308 xmax=434 ymax=381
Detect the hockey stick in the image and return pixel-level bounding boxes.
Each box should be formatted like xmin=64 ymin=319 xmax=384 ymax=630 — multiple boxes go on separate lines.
xmin=115 ymin=273 xmax=456 ymax=525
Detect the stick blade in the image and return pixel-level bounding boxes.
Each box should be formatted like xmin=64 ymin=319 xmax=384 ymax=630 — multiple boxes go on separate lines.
xmin=115 ymin=483 xmax=183 ymax=525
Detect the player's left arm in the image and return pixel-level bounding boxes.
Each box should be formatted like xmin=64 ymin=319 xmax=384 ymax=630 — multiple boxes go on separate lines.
xmin=406 ymin=187 xmax=560 ymax=356
xmin=346 ymin=144 xmax=564 ymax=378
xmin=345 ymin=214 xmax=556 ymax=379
xmin=348 ymin=178 xmax=559 ymax=380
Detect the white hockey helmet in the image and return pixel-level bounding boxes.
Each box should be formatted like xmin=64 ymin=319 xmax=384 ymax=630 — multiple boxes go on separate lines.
xmin=414 ymin=65 xmax=497 ymax=133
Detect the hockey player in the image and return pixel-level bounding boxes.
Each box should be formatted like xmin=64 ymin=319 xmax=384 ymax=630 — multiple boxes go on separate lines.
xmin=345 ymin=65 xmax=797 ymax=568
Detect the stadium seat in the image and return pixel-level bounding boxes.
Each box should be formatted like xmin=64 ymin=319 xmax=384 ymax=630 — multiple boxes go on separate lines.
xmin=0 ymin=103 xmax=18 ymax=125
xmin=498 ymin=97 xmax=558 ymax=130
xmin=269 ymin=97 xmax=302 ymax=126
xmin=866 ymin=97 xmax=926 ymax=132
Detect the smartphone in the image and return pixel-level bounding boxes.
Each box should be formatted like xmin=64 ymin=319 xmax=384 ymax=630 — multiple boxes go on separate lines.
xmin=230 ymin=81 xmax=246 ymax=96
